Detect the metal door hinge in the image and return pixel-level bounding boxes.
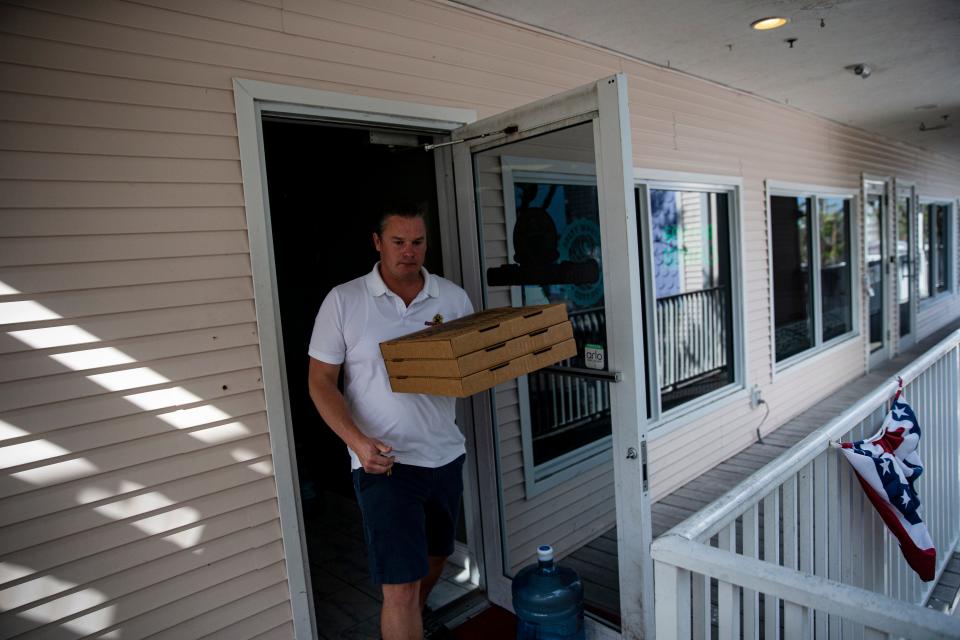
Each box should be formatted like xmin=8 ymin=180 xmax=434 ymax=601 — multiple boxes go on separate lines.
xmin=641 ymin=440 xmax=648 ymax=493
xmin=627 ymin=442 xmax=649 ymax=492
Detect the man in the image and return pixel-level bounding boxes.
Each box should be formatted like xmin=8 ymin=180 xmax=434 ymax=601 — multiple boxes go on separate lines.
xmin=307 ymin=204 xmax=473 ymax=640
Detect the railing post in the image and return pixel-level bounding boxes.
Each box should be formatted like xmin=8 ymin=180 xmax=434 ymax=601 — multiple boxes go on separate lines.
xmin=813 ymin=452 xmax=829 ymax=638
xmin=763 ymin=492 xmax=780 ymax=639
xmin=797 ymin=463 xmax=816 ymax=635
xmin=827 ymin=444 xmax=843 ymax=638
xmin=718 ymin=523 xmax=740 ymax=640
xmin=691 ymin=571 xmax=709 ymax=640
xmin=783 ymin=475 xmax=803 ymax=640
xmin=742 ymin=504 xmax=760 ymax=640
xmin=654 ymin=560 xmax=692 ymax=640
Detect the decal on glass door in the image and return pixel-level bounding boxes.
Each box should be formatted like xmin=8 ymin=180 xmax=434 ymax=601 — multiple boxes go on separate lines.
xmin=585 ymin=343 xmax=605 ymax=370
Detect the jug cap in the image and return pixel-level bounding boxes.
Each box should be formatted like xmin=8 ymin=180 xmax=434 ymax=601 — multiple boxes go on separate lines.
xmin=537 ymin=545 xmax=554 ymax=562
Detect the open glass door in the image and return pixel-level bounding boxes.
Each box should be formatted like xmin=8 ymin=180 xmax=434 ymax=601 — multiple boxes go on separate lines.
xmin=452 ymin=75 xmax=651 ymax=638
xmin=865 ymin=179 xmax=890 ymax=367
xmin=895 ymin=182 xmax=917 ymax=350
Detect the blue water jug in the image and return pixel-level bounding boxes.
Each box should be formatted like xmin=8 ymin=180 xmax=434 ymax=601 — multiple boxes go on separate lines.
xmin=512 ymin=545 xmax=585 ymax=640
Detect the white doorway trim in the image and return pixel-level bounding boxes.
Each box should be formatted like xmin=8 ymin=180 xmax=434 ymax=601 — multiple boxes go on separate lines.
xmin=232 ymin=78 xmax=475 ymax=640
xmin=894 ymin=180 xmax=919 ymax=352
xmin=864 ymin=175 xmax=893 ymax=371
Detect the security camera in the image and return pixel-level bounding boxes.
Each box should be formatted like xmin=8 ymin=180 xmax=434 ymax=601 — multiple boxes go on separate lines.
xmin=853 ymin=64 xmax=872 ymax=79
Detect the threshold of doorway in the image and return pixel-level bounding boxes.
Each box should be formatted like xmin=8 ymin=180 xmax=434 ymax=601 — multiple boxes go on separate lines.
xmin=428 ymin=593 xmax=513 ymax=639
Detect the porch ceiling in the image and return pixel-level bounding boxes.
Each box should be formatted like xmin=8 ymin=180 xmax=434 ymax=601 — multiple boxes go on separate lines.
xmin=453 ymin=0 xmax=960 ymax=160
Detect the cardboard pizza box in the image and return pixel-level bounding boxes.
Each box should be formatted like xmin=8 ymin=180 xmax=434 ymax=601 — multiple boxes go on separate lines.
xmin=387 ymin=337 xmax=577 ymax=397
xmin=379 ymin=303 xmax=568 ymax=361
xmin=383 ymin=321 xmax=574 ymax=378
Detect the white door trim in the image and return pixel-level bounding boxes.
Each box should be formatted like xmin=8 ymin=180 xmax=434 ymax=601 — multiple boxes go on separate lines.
xmin=233 ymin=78 xmax=475 ymax=640
xmin=596 ymin=74 xmax=655 ymax=640
xmin=864 ymin=175 xmax=893 ymax=370
xmin=894 ymin=180 xmax=918 ymax=351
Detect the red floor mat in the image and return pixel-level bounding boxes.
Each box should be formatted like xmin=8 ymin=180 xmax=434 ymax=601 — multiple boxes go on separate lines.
xmin=452 ymin=604 xmax=516 ymax=639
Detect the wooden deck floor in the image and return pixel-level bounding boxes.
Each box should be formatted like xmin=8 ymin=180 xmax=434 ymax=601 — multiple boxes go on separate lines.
xmin=565 ymin=321 xmax=960 ymax=617
xmin=927 ymin=550 xmax=960 ymax=614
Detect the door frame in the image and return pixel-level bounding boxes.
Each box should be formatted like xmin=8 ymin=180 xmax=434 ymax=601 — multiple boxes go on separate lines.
xmin=864 ymin=175 xmax=892 ymax=370
xmin=233 ymin=78 xmax=477 ymax=640
xmin=894 ymin=179 xmax=919 ymax=352
xmin=451 ymin=74 xmax=653 ymax=639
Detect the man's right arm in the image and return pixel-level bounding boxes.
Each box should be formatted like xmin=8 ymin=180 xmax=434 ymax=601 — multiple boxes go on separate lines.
xmin=307 ymin=357 xmax=395 ymax=474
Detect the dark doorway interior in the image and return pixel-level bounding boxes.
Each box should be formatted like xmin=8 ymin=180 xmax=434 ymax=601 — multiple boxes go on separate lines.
xmin=261 ymin=117 xmax=477 ymax=637
xmin=261 ymin=117 xmax=442 ymax=504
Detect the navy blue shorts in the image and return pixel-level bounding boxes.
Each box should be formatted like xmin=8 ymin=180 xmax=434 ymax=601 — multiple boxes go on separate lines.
xmin=352 ymin=454 xmax=465 ymax=585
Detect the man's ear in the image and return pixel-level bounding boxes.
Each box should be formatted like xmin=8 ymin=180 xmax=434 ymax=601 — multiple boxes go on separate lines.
xmin=372 ymin=232 xmax=381 ymax=252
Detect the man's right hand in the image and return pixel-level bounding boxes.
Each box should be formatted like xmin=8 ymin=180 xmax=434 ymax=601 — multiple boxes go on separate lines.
xmin=354 ymin=436 xmax=395 ymax=474
xmin=309 ymin=358 xmax=396 ymax=474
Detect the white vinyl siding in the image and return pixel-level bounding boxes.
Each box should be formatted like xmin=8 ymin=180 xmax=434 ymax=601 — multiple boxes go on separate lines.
xmin=0 ymin=2 xmax=958 ymax=636
xmin=0 ymin=2 xmax=287 ymax=635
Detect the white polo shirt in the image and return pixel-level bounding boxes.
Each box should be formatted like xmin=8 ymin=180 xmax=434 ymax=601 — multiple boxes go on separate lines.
xmin=309 ymin=264 xmax=474 ymax=470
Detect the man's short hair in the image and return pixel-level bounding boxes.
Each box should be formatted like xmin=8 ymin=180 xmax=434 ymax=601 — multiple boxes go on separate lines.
xmin=375 ymin=202 xmax=428 ymax=236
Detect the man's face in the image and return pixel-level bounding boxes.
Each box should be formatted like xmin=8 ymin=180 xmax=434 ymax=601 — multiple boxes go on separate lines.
xmin=373 ymin=215 xmax=427 ymax=282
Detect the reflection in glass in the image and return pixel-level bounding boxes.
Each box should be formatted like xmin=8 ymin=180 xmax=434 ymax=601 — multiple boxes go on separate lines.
xmin=648 ymin=189 xmax=733 ymax=410
xmin=919 ymin=202 xmax=952 ymax=298
xmin=511 ymin=179 xmax=612 ymax=465
xmin=819 ymin=197 xmax=852 ymax=342
xmin=771 ymin=196 xmax=813 ymax=361
xmin=472 ymin=123 xmax=619 ymax=622
xmin=897 ymin=195 xmax=912 ymax=337
xmin=919 ymin=205 xmax=931 ymax=300
xmin=865 ymin=194 xmax=883 ymax=353
xmin=935 ymin=204 xmax=948 ymax=294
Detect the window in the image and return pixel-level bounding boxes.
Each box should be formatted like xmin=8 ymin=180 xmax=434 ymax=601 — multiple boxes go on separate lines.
xmin=637 ymin=181 xmax=741 ymax=418
xmin=493 ymin=153 xmax=614 ymax=496
xmin=511 ymin=178 xmax=611 ymax=468
xmin=770 ymin=187 xmax=856 ymax=364
xmin=819 ymin=197 xmax=854 ymax=341
xmin=918 ymin=201 xmax=953 ymax=300
xmin=771 ymin=196 xmax=814 ymax=359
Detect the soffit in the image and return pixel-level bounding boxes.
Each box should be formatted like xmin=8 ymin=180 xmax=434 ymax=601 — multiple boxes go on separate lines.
xmin=454 ymin=0 xmax=960 ymax=159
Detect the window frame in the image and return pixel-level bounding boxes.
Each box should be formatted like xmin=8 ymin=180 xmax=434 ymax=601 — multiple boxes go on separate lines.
xmin=634 ymin=169 xmax=746 ymax=429
xmin=767 ymin=181 xmax=861 ymax=372
xmin=917 ymin=197 xmax=955 ymax=304
xmin=499 ymin=156 xmax=615 ymax=499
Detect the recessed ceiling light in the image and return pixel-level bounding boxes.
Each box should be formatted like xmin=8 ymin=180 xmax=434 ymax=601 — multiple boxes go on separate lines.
xmin=751 ymin=17 xmax=789 ymax=30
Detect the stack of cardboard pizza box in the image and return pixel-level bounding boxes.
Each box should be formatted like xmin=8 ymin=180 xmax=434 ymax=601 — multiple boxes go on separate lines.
xmin=380 ymin=304 xmax=576 ymax=397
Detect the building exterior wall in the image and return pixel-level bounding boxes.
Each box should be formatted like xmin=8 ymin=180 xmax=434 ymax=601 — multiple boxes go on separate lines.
xmin=1 ymin=0 xmax=959 ymax=636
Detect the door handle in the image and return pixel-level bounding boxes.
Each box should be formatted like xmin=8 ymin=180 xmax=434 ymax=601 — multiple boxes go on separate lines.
xmin=539 ymin=365 xmax=622 ymax=382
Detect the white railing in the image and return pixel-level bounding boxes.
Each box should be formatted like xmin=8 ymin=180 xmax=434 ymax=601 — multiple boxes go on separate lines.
xmin=651 ymin=329 xmax=960 ymax=639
